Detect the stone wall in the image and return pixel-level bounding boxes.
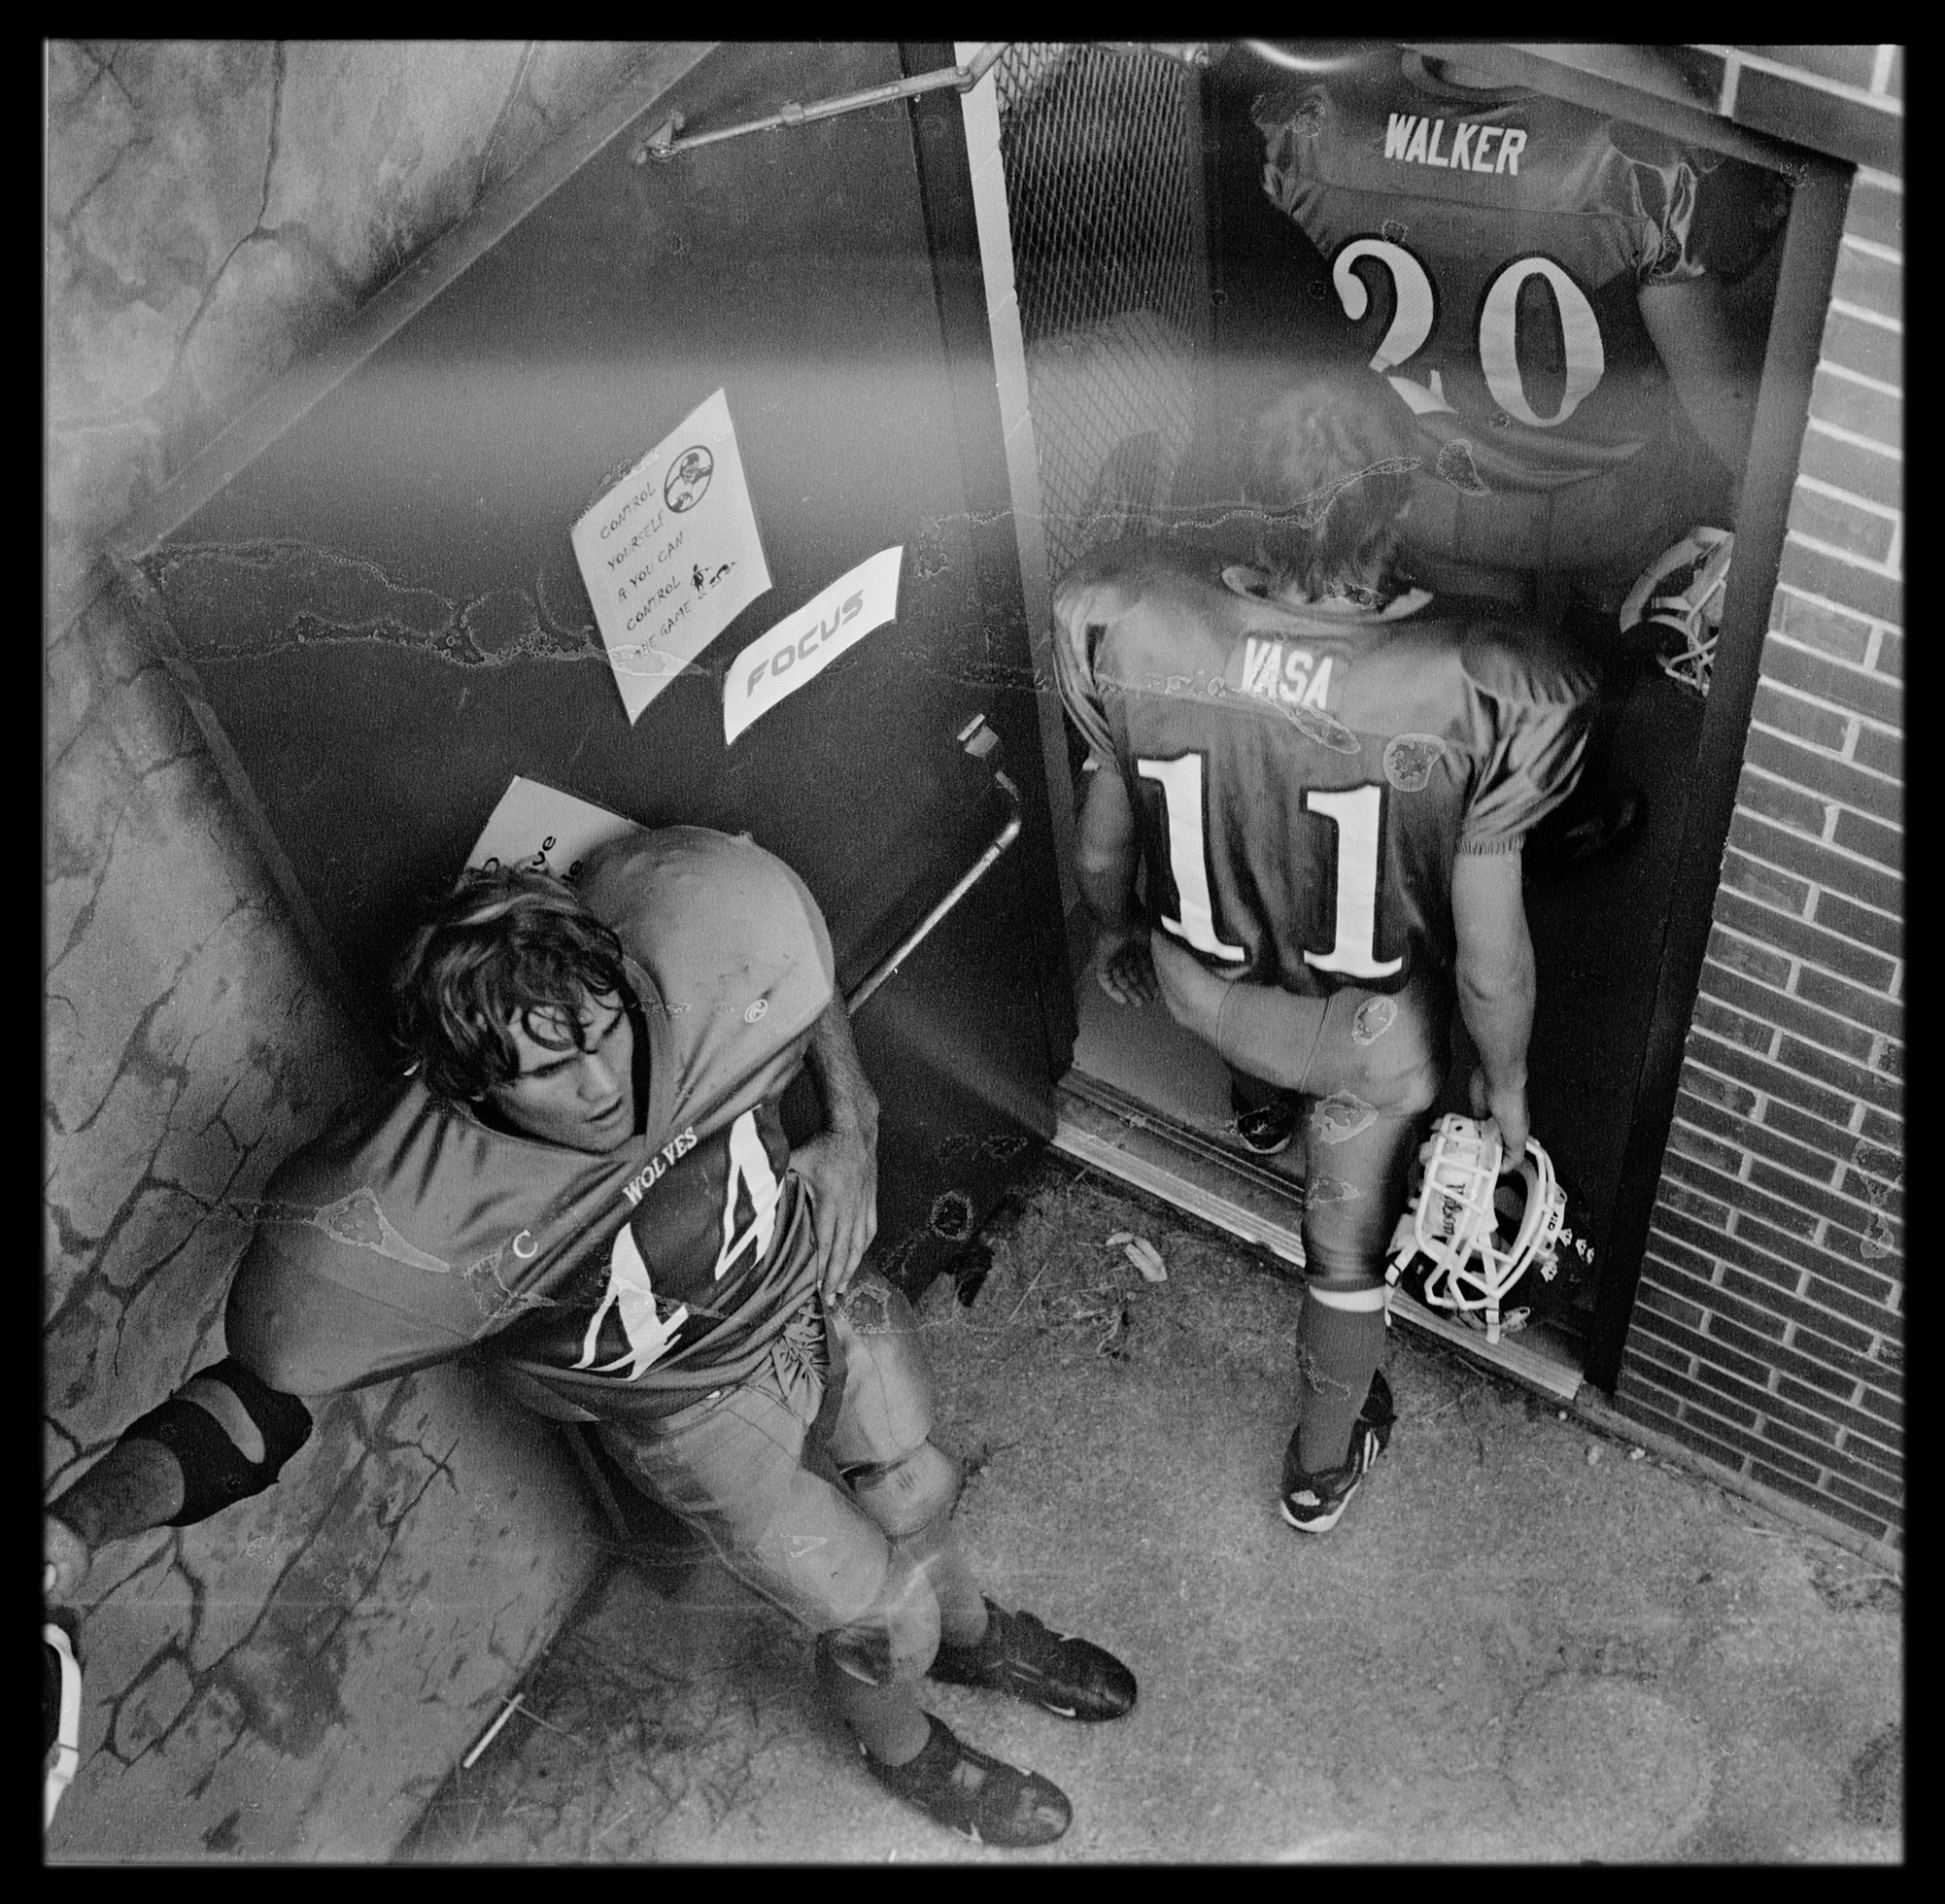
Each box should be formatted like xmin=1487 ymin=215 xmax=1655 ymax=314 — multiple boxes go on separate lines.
xmin=45 ymin=41 xmax=690 ymax=1858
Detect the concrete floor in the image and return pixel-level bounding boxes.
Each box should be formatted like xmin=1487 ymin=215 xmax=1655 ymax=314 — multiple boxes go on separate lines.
xmin=400 ymin=1155 xmax=1902 ymax=1864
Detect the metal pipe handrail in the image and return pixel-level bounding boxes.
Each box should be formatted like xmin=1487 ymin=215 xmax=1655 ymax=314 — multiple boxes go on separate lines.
xmin=846 ymin=766 xmax=1023 ymax=1016
xmin=637 ymin=44 xmax=1007 ymax=164
xmin=635 ymin=43 xmax=1213 ymax=165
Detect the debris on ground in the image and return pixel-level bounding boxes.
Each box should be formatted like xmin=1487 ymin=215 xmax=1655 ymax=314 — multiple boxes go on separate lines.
xmin=1107 ymin=1233 xmax=1168 ymax=1281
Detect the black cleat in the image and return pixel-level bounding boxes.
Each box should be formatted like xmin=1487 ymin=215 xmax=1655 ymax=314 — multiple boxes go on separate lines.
xmin=1280 ymin=1421 xmax=1384 ymax=1534
xmin=930 ymin=1598 xmax=1138 ymax=1720
xmin=1280 ymin=1369 xmax=1396 ymax=1535
xmin=863 ymin=1714 xmax=1072 ymax=1848
xmin=1360 ymin=1367 xmax=1396 ymax=1456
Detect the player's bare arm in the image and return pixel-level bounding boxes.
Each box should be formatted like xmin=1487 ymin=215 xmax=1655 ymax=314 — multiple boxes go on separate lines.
xmin=1075 ymin=765 xmax=1159 ymax=1007
xmin=1450 ymin=848 xmax=1536 ymax=1163
xmin=794 ymin=997 xmax=881 ymax=1303
xmin=1639 ymin=273 xmax=1763 ymax=489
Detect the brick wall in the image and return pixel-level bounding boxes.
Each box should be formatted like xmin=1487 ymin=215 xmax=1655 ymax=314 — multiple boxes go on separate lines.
xmin=1616 ymin=48 xmax=1902 ymax=1557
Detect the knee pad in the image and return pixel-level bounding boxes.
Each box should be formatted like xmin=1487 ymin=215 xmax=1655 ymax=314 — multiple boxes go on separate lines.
xmin=1300 ymin=1180 xmax=1408 ymax=1288
xmin=844 ymin=1440 xmax=962 ymax=1542
xmin=1318 ymin=983 xmax=1446 ymax=1121
xmin=827 ymin=1273 xmax=936 ymax=1466
xmin=818 ymin=1548 xmax=942 ymax=1687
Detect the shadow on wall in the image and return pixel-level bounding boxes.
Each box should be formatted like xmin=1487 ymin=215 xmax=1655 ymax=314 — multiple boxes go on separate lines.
xmin=45 ymin=40 xmax=681 ymax=1859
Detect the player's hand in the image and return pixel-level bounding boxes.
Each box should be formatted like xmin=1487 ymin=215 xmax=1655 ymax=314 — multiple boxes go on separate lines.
xmin=1095 ymin=927 xmax=1159 ymax=1007
xmin=1469 ymin=1067 xmax=1529 ymax=1168
xmin=45 ymin=1513 xmax=90 ymax=1603
xmin=794 ymin=1125 xmax=879 ymax=1305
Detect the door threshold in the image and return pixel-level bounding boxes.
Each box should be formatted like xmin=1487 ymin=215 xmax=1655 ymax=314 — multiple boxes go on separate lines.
xmin=1053 ymin=1071 xmax=1587 ymax=1406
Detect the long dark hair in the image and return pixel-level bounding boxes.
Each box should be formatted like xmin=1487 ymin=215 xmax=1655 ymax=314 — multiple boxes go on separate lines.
xmin=391 ymin=865 xmax=629 ymax=1100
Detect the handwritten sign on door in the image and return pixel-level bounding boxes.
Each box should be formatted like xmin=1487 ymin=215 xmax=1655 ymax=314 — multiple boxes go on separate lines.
xmin=466 ymin=776 xmax=638 ymax=883
xmin=570 ymin=389 xmax=771 ymax=724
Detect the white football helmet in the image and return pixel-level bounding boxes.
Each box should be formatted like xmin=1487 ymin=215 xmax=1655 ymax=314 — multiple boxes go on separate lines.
xmin=1621 ymin=526 xmax=1732 ymax=697
xmin=1386 ymin=1114 xmax=1590 ymax=1343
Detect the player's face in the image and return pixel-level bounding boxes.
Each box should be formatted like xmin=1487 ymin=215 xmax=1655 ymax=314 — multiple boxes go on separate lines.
xmin=483 ymin=991 xmax=636 ymax=1154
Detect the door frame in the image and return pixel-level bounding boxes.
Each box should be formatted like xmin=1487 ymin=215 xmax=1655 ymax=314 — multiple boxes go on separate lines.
xmin=945 ymin=38 xmax=1860 ymax=1393
xmin=1398 ymin=45 xmax=1859 ymax=1387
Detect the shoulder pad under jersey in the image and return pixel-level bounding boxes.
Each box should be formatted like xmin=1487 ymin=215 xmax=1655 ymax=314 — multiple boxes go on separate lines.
xmin=579 ymin=826 xmax=836 ymax=1141
xmin=579 ymin=826 xmax=834 ymax=1040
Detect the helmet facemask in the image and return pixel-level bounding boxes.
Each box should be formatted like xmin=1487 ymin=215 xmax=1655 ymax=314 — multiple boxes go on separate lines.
xmin=1386 ymin=1114 xmax=1585 ymax=1343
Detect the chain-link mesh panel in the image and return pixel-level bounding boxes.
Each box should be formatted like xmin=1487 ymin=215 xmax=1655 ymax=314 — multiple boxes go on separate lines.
xmin=996 ymin=44 xmax=1209 ymax=584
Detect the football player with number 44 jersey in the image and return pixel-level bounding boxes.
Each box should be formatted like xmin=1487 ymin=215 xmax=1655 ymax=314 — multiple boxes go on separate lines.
xmin=1057 ymin=364 xmax=1593 ymax=1533
xmin=46 ymin=829 xmax=1135 ymax=1850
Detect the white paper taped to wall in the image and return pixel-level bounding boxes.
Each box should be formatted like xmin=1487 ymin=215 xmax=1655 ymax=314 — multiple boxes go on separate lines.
xmin=466 ymin=777 xmax=638 ymax=883
xmin=723 ymin=546 xmax=904 ymax=744
xmin=569 ymin=389 xmax=772 ymax=725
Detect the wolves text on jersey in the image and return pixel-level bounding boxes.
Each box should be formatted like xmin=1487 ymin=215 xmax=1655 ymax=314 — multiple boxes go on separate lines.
xmin=620 ymin=1126 xmax=698 ymax=1207
xmin=575 ymin=1108 xmax=789 ymax=1382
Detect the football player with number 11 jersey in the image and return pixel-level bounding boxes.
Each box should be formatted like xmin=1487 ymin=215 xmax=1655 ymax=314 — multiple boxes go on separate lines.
xmin=1057 ymin=365 xmax=1593 ymax=1533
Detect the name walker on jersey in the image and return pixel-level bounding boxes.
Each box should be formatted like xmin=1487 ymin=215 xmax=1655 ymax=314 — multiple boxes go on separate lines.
xmin=1384 ymin=114 xmax=1527 ymax=175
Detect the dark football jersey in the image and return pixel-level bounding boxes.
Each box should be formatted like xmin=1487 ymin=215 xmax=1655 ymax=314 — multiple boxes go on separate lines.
xmin=224 ymin=827 xmax=836 ymax=1418
xmin=1054 ymin=544 xmax=1592 ymax=993
xmin=1253 ymin=54 xmax=1787 ymax=497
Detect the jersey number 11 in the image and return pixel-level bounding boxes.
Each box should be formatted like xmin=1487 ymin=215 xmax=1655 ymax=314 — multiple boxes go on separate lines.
xmin=1138 ymin=757 xmax=1402 ymax=980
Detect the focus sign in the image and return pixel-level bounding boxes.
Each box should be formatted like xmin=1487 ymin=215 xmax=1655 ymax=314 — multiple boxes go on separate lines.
xmin=569 ymin=387 xmax=771 ymax=723
xmin=724 ymin=546 xmax=904 ymax=744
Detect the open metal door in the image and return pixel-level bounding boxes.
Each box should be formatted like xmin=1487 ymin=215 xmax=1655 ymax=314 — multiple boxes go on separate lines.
xmin=127 ymin=41 xmax=1075 ymax=1297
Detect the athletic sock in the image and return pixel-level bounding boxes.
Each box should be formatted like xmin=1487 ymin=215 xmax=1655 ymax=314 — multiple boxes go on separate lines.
xmin=894 ymin=1518 xmax=990 ymax=1649
xmin=815 ymin=1644 xmax=932 ymax=1766
xmin=1294 ymin=1292 xmax=1387 ymax=1475
xmin=927 ymin=1531 xmax=991 ymax=1650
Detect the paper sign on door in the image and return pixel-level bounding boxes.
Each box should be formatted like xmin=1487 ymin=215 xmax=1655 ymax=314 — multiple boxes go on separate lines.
xmin=723 ymin=546 xmax=904 ymax=744
xmin=570 ymin=389 xmax=771 ymax=724
xmin=467 ymin=776 xmax=638 ymax=883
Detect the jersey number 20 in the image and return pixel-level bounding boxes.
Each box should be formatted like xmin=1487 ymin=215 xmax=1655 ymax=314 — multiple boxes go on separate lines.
xmin=1333 ymin=237 xmax=1605 ymax=428
xmin=1137 ymin=757 xmax=1402 ymax=980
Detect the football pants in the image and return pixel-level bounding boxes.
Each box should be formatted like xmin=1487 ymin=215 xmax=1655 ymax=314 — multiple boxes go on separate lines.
xmin=1150 ymin=936 xmax=1448 ymax=1291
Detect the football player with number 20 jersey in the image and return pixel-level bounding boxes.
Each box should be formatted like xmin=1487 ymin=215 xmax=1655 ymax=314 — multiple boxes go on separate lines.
xmin=1251 ymin=47 xmax=1785 ymax=608
xmin=47 ymin=829 xmax=1135 ymax=1849
xmin=1058 ymin=364 xmax=1593 ymax=1533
